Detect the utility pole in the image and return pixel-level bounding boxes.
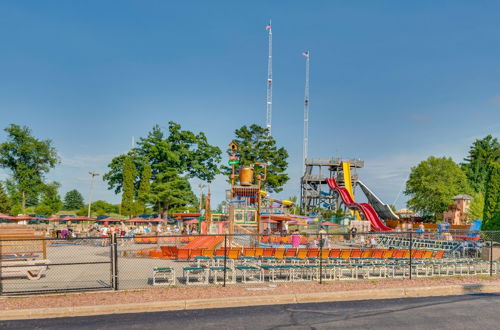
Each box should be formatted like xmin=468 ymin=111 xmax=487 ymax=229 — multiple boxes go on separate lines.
xmin=302 ymin=51 xmax=310 ymax=175
xmin=265 ymin=21 xmax=273 ymax=136
xmin=87 ymin=171 xmax=100 ymax=218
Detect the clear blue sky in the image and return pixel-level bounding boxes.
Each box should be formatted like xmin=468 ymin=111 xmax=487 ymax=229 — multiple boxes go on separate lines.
xmin=0 ymin=1 xmax=499 ymax=208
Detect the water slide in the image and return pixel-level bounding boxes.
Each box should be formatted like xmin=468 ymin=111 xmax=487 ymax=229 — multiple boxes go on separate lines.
xmin=342 ymin=162 xmax=355 ymax=199
xmin=181 ymin=236 xmax=223 ymax=249
xmin=326 ymin=177 xmax=392 ymax=231
xmin=357 ymin=180 xmax=399 ymax=220
xmin=260 ymin=191 xmax=294 ymax=207
xmin=342 ymin=162 xmax=359 ymax=219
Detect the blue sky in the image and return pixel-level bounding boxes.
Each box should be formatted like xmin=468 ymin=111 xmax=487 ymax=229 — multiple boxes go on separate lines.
xmin=0 ymin=1 xmax=499 ymax=209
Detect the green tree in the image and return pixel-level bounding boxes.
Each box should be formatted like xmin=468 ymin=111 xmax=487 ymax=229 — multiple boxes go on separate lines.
xmin=405 ymin=156 xmax=471 ymax=220
xmin=483 ymin=162 xmax=500 ymax=230
xmin=63 ymin=189 xmax=84 ymax=210
xmin=104 ymin=123 xmax=221 ymax=194
xmin=121 ymin=156 xmax=136 ymax=217
xmin=37 ymin=182 xmax=63 ymax=215
xmin=216 ymin=200 xmax=228 ymax=213
xmin=149 ymin=173 xmax=197 ymax=216
xmin=461 ymin=135 xmax=500 ymax=193
xmin=220 ymin=124 xmax=289 ymax=193
xmin=135 ymin=162 xmax=151 ymax=215
xmin=334 ymin=208 xmax=346 ymax=218
xmin=76 ymin=200 xmax=118 ymax=217
xmin=467 ymin=192 xmax=484 ymax=220
xmin=104 ymin=123 xmax=221 ymax=216
xmin=0 ymin=182 xmax=10 ymax=213
xmin=34 ymin=204 xmax=54 ymax=217
xmin=0 ymin=124 xmax=58 ymax=210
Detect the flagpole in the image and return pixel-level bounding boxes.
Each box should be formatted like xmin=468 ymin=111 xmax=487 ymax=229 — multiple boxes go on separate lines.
xmin=266 ymin=20 xmax=273 ymax=136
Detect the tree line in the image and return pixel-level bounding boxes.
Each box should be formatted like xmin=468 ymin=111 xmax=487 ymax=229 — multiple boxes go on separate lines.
xmin=2 ymin=122 xmax=497 ymax=229
xmin=0 ymin=123 xmax=290 ymax=218
xmin=405 ymin=135 xmax=500 ymax=229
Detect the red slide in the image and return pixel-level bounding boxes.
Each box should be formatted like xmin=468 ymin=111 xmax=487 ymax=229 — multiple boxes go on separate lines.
xmin=326 ymin=178 xmax=392 ymax=232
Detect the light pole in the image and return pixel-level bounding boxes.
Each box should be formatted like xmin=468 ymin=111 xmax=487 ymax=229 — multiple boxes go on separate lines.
xmin=198 ymin=183 xmax=206 ymax=212
xmin=87 ymin=171 xmax=100 ymax=218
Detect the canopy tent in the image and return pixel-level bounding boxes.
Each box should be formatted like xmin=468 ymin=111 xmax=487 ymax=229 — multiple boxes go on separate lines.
xmin=261 ymin=219 xmax=279 ymax=224
xmin=44 ymin=216 xmax=62 ymax=221
xmin=150 ymin=217 xmax=167 ymax=223
xmin=11 ymin=215 xmax=34 ymax=221
xmin=260 ymin=214 xmax=296 ymax=222
xmin=0 ymin=213 xmax=15 ymax=220
xmin=127 ymin=217 xmax=148 ymax=223
xmin=172 ymin=213 xmax=201 ymax=220
xmin=287 ymin=220 xmax=308 ymax=226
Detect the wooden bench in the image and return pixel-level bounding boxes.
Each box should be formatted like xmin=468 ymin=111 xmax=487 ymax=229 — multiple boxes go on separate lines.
xmin=1 ymin=224 xmax=50 ymax=280
xmin=0 ymin=224 xmax=47 ymax=259
xmin=0 ymin=259 xmax=50 ymax=280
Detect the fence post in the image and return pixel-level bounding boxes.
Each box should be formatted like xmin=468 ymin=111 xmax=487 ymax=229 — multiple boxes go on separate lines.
xmin=319 ymin=233 xmax=323 ymax=284
xmin=113 ymin=233 xmax=118 ymax=290
xmin=409 ymin=231 xmax=413 ymax=280
xmin=109 ymin=234 xmax=115 ymax=289
xmin=490 ymin=234 xmax=493 ymax=277
xmin=0 ymin=239 xmax=2 ymax=295
xmin=223 ymin=234 xmax=227 ymax=287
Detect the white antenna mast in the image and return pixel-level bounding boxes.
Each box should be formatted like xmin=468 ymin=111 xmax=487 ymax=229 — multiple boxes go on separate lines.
xmin=302 ymin=51 xmax=310 ymax=174
xmin=265 ymin=20 xmax=273 ymax=136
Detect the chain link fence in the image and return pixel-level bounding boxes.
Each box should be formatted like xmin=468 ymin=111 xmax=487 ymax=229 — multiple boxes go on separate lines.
xmin=1 ymin=231 xmax=499 ymax=295
xmin=0 ymin=237 xmax=114 ymax=295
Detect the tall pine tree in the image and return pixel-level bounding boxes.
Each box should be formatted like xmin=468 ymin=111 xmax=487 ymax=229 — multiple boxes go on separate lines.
xmin=461 ymin=135 xmax=500 ymax=193
xmin=0 ymin=182 xmax=10 ymax=213
xmin=483 ymin=162 xmax=500 ymax=230
xmin=63 ymin=189 xmax=84 ymax=210
xmin=135 ymin=162 xmax=151 ymax=215
xmin=121 ymin=156 xmax=136 ymax=217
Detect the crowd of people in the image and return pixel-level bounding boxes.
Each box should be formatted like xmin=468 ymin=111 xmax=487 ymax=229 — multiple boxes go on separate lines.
xmin=50 ymin=221 xmax=200 ymax=239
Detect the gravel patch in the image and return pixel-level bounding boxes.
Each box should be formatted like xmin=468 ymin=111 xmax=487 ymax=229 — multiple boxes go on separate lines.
xmin=1 ymin=275 xmax=498 ymax=311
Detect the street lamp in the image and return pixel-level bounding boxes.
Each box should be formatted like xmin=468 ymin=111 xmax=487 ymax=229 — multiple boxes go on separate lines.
xmin=87 ymin=171 xmax=100 ymax=218
xmin=198 ymin=183 xmax=206 ymax=212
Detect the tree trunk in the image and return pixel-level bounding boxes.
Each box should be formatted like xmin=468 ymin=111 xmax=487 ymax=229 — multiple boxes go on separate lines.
xmin=22 ymin=191 xmax=26 ymax=212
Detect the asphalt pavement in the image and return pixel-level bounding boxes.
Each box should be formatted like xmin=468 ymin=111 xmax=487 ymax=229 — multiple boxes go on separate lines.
xmin=1 ymin=293 xmax=499 ymax=329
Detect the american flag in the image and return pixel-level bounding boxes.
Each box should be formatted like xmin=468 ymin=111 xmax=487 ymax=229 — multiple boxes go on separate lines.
xmin=302 ymin=51 xmax=309 ymax=57
xmin=265 ymin=24 xmax=272 ymax=30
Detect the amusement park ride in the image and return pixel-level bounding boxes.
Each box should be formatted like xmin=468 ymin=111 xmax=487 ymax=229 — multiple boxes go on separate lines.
xmin=199 ymin=140 xmax=398 ymax=236
xmin=199 ymin=22 xmax=398 ymax=235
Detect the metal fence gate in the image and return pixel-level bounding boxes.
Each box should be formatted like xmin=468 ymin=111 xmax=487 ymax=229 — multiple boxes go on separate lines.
xmin=0 ymin=237 xmax=115 ymax=295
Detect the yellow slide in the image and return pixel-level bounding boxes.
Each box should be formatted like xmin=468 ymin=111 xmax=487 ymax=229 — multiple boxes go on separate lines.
xmin=342 ymin=161 xmax=355 ymax=200
xmin=342 ymin=161 xmax=360 ymax=219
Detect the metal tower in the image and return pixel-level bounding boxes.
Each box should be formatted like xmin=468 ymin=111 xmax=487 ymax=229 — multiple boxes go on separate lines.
xmin=302 ymin=51 xmax=310 ymax=174
xmin=265 ymin=21 xmax=273 ymax=135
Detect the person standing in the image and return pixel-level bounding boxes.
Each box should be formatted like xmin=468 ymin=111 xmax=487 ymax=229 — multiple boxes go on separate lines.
xmin=350 ymin=226 xmax=357 ymax=240
xmin=291 ymin=229 xmax=301 ymax=248
xmin=319 ymin=227 xmax=327 ymax=248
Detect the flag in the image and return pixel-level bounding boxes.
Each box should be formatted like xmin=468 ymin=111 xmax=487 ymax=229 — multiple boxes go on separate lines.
xmin=302 ymin=51 xmax=309 ymax=57
xmin=265 ymin=24 xmax=272 ymax=30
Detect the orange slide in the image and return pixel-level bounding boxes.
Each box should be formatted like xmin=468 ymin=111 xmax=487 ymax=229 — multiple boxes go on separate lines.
xmin=181 ymin=236 xmax=223 ymax=249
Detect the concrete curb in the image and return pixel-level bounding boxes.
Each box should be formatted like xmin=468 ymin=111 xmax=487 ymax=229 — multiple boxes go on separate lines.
xmin=0 ymin=282 xmax=499 ymax=321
